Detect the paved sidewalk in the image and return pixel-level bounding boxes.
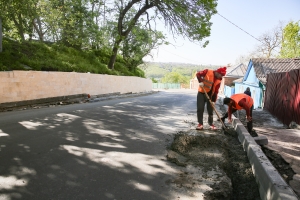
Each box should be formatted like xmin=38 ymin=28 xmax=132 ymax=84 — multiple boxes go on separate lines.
xmin=255 ymin=125 xmax=300 ymax=197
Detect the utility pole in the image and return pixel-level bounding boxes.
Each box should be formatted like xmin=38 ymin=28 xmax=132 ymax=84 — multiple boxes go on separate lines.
xmin=0 ymin=18 xmax=2 ymax=52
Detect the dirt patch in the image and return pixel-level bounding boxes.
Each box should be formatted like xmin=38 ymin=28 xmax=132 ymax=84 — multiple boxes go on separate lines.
xmin=167 ymin=129 xmax=260 ymax=200
xmin=261 ymin=146 xmax=295 ymax=183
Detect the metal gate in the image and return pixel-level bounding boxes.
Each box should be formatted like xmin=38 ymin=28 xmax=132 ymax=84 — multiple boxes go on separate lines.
xmin=264 ymin=69 xmax=300 ymax=126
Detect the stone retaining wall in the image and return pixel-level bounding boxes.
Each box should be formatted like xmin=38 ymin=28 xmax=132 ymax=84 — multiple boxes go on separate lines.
xmin=0 ymin=71 xmax=152 ymax=104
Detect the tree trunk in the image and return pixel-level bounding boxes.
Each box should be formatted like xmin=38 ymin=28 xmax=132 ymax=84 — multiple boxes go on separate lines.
xmin=0 ymin=18 xmax=2 ymax=52
xmin=11 ymin=14 xmax=25 ymax=41
xmin=108 ymin=38 xmax=122 ymax=70
xmin=33 ymin=18 xmax=44 ymax=41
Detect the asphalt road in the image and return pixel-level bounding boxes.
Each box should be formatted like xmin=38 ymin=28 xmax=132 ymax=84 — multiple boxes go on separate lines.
xmin=0 ymin=89 xmax=197 ymax=200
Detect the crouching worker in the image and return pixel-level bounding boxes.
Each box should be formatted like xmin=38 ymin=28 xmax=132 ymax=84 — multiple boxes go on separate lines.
xmin=221 ymin=94 xmax=254 ymax=132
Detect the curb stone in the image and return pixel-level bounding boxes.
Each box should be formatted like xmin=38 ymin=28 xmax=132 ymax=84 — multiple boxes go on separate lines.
xmin=0 ymin=91 xmax=158 ymax=112
xmin=231 ymin=117 xmax=298 ymax=200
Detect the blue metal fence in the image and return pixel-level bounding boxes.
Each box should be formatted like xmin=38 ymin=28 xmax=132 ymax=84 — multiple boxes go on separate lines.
xmin=152 ymin=83 xmax=181 ymax=89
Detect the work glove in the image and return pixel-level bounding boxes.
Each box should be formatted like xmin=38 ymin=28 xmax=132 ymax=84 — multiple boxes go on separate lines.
xmin=246 ymin=116 xmax=252 ymax=121
xmin=199 ymin=82 xmax=204 ymax=87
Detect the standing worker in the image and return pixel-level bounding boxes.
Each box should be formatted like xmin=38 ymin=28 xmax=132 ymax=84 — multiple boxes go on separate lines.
xmin=196 ymin=67 xmax=227 ymax=130
xmin=221 ymin=94 xmax=254 ymax=132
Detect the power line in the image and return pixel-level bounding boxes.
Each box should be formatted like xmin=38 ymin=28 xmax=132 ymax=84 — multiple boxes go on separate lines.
xmin=217 ymin=12 xmax=282 ymax=55
xmin=216 ymin=12 xmax=263 ymax=45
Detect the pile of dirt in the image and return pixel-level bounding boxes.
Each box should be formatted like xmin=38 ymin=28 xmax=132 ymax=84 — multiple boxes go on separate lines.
xmin=167 ymin=129 xmax=261 ymax=200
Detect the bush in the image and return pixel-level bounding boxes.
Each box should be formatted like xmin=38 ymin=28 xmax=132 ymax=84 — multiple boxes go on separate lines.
xmin=0 ymin=37 xmax=146 ymax=77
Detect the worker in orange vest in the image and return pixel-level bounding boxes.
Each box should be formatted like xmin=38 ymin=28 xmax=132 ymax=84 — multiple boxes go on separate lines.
xmin=222 ymin=93 xmax=254 ymax=132
xmin=196 ymin=67 xmax=227 ymax=130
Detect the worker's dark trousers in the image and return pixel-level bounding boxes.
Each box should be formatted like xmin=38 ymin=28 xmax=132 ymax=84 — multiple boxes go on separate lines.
xmin=197 ymin=92 xmax=213 ymax=126
xmin=222 ymin=106 xmax=253 ymax=132
xmin=247 ymin=106 xmax=253 ymax=132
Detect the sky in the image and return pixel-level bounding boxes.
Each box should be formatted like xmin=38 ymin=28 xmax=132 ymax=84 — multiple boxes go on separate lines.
xmin=143 ymin=0 xmax=300 ymax=66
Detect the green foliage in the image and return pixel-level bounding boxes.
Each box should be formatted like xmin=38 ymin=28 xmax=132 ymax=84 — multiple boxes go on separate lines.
xmin=1 ymin=0 xmax=218 ymax=76
xmin=161 ymin=72 xmax=190 ymax=84
xmin=150 ymin=78 xmax=158 ymax=83
xmin=141 ymin=62 xmax=219 ymax=81
xmin=122 ymin=25 xmax=165 ymax=69
xmin=143 ymin=64 xmax=170 ymax=79
xmin=280 ymin=21 xmax=300 ymax=58
xmin=107 ymin=0 xmax=217 ymax=69
xmin=0 ymin=0 xmax=38 ymax=41
xmin=0 ymin=37 xmax=144 ymax=77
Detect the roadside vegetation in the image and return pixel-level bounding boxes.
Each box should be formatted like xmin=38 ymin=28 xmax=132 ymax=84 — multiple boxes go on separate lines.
xmin=140 ymin=62 xmax=220 ymax=86
xmin=0 ymin=0 xmax=218 ymax=77
xmin=0 ymin=37 xmax=145 ymax=77
xmin=0 ymin=1 xmax=298 ymax=82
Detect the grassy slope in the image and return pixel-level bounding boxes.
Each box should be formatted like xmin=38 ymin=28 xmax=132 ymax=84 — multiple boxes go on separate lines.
xmin=0 ymin=38 xmax=145 ymax=77
xmin=0 ymin=38 xmax=220 ymax=80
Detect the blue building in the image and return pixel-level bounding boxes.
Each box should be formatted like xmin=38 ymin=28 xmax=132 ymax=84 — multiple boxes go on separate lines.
xmin=235 ymin=58 xmax=300 ymax=109
xmin=219 ymin=63 xmax=247 ymax=98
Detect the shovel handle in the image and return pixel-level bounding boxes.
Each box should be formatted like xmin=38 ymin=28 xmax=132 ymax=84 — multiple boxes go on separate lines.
xmin=201 ymin=86 xmax=227 ymax=129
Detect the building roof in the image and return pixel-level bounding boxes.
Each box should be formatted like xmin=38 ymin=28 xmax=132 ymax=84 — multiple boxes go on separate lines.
xmin=233 ymin=77 xmax=243 ymax=83
xmin=251 ymin=58 xmax=300 ymax=84
xmin=226 ymin=63 xmax=247 ymax=77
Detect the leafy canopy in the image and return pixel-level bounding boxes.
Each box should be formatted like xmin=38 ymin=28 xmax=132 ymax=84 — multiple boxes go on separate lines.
xmin=280 ymin=21 xmax=300 ymax=58
xmin=107 ymin=0 xmax=218 ymax=69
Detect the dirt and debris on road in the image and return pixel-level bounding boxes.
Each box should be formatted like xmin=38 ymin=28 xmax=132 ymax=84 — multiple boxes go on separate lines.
xmin=166 ymin=128 xmax=260 ymax=200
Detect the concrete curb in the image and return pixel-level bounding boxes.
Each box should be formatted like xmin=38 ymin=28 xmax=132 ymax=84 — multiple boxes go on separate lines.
xmin=0 ymin=93 xmax=88 ymax=111
xmin=231 ymin=117 xmax=298 ymax=200
xmin=0 ymin=91 xmax=158 ymax=112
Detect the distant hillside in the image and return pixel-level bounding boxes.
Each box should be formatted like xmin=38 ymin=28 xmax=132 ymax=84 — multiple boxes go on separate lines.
xmin=139 ymin=62 xmax=220 ymax=79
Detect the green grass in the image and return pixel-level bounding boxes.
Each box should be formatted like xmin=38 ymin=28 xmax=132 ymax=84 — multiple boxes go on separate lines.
xmin=0 ymin=38 xmax=145 ymax=77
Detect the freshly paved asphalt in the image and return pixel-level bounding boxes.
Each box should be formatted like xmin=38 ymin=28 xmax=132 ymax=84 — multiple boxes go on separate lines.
xmin=0 ymin=90 xmax=197 ymax=200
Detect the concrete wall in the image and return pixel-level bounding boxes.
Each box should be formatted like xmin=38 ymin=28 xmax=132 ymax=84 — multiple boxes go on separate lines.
xmin=0 ymin=71 xmax=152 ymax=104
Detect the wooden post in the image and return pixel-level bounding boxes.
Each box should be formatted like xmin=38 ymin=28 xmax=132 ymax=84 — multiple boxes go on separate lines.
xmin=0 ymin=18 xmax=2 ymax=52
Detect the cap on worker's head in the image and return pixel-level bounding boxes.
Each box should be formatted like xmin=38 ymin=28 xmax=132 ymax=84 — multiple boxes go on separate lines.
xmin=216 ymin=67 xmax=227 ymax=76
xmin=223 ymin=97 xmax=231 ymax=105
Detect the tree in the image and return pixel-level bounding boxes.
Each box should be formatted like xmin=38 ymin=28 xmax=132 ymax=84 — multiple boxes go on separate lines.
xmin=254 ymin=24 xmax=283 ymax=58
xmin=280 ymin=21 xmax=300 ymax=58
xmin=107 ymin=0 xmax=217 ymax=70
xmin=0 ymin=18 xmax=2 ymax=52
xmin=150 ymin=77 xmax=158 ymax=83
xmin=234 ymin=22 xmax=287 ymax=65
xmin=0 ymin=0 xmax=38 ymax=41
xmin=161 ymin=72 xmax=189 ymax=84
xmin=122 ymin=25 xmax=165 ymax=69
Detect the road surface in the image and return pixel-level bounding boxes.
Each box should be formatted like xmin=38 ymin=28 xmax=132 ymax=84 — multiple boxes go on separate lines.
xmin=0 ymin=90 xmax=198 ymax=200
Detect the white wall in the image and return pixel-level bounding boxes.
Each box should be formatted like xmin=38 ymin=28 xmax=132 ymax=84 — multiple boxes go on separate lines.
xmin=0 ymin=71 xmax=152 ymax=103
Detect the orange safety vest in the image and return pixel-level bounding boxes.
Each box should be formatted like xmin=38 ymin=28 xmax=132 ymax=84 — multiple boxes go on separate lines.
xmin=198 ymin=70 xmax=221 ymax=96
xmin=230 ymin=94 xmax=253 ymax=110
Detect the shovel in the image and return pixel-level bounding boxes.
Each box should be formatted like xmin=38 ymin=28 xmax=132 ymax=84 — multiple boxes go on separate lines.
xmin=201 ymin=86 xmax=228 ymax=130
